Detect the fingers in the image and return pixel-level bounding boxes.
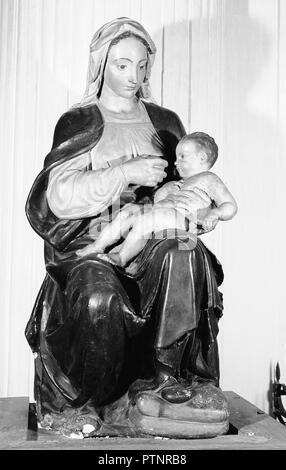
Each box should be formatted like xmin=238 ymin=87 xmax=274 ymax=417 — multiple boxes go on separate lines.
xmin=151 ymin=171 xmax=167 ymax=182
xmin=124 ymin=156 xmax=168 ymax=186
xmin=145 ymin=169 xmax=167 ymax=186
xmin=191 ymin=187 xmax=209 ymax=197
xmin=180 ymin=189 xmax=210 ymax=206
xmin=202 ymin=217 xmax=218 ymax=232
xmin=141 ymin=155 xmax=168 ymax=168
xmin=173 ymin=195 xmax=194 ymax=208
xmin=145 ymin=181 xmax=161 ymax=187
xmin=149 ymin=167 xmax=165 ymax=176
xmin=153 ymin=159 xmax=168 ymax=168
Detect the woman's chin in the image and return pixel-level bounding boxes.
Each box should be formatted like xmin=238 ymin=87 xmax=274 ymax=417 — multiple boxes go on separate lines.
xmin=120 ymin=88 xmax=139 ymax=99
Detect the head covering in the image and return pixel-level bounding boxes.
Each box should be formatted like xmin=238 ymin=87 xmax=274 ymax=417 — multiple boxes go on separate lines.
xmin=76 ymin=17 xmax=157 ymax=108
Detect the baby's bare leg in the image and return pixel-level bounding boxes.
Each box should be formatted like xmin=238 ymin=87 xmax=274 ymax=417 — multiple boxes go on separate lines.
xmin=76 ymin=204 xmax=141 ymax=258
xmin=94 ymin=211 xmax=135 ymax=252
xmin=117 ymin=207 xmax=187 ymax=266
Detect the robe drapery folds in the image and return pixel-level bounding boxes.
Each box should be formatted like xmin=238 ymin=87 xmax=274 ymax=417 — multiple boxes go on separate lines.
xmin=25 ymin=101 xmax=224 ymax=414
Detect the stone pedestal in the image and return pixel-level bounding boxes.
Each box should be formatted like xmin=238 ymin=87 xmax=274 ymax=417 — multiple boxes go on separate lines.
xmin=1 ymin=392 xmax=286 ymax=449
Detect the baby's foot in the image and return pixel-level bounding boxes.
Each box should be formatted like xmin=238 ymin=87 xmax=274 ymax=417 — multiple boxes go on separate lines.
xmin=97 ymin=252 xmax=125 ymax=267
xmin=76 ymin=244 xmax=101 ymax=257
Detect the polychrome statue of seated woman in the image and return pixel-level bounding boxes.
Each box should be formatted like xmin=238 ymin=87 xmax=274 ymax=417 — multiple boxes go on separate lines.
xmin=25 ymin=17 xmax=229 ymax=439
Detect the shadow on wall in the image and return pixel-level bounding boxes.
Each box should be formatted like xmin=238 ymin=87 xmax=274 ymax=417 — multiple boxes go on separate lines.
xmin=219 ymin=0 xmax=286 ymax=412
xmin=149 ymin=0 xmax=285 ymax=412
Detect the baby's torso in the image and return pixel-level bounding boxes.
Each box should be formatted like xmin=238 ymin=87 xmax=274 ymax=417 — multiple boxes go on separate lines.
xmin=158 ymin=172 xmax=215 ymax=204
xmin=153 ymin=172 xmax=217 ymax=231
xmin=178 ymin=172 xmax=214 ymax=193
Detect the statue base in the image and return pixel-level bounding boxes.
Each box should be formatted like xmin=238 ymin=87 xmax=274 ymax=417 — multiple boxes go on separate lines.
xmin=35 ymin=382 xmax=230 ymax=439
xmin=2 ymin=392 xmax=286 ymax=449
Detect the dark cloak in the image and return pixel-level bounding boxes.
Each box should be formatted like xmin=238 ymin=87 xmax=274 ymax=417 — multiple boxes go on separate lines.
xmin=25 ymin=101 xmax=224 ymax=417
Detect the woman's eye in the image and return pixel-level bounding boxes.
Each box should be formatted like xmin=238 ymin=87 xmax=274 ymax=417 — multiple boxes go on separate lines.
xmin=139 ymin=64 xmax=146 ymax=70
xmin=117 ymin=64 xmax=127 ymax=70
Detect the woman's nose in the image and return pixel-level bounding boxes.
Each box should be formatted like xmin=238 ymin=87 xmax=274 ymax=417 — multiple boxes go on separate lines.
xmin=128 ymin=67 xmax=138 ymax=84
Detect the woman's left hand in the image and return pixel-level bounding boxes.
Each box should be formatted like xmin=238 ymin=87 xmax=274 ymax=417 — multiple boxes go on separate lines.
xmin=170 ymin=188 xmax=211 ymax=215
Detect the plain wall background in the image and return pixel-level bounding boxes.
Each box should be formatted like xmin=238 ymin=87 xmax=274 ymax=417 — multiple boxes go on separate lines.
xmin=1 ymin=0 xmax=285 ymax=414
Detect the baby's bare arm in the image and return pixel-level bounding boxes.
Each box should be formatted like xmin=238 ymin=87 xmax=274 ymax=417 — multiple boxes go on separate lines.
xmin=203 ymin=172 xmax=237 ymax=221
xmin=181 ymin=172 xmax=237 ymax=220
xmin=178 ymin=172 xmax=237 ymax=233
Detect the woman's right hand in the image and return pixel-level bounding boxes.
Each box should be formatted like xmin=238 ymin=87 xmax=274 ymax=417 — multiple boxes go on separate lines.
xmin=121 ymin=155 xmax=168 ymax=187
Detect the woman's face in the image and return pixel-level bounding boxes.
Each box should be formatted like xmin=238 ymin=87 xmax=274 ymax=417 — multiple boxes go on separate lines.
xmin=103 ymin=37 xmax=148 ymax=99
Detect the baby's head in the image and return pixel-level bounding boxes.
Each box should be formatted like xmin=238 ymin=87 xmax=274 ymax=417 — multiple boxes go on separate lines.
xmin=175 ymin=132 xmax=218 ymax=178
